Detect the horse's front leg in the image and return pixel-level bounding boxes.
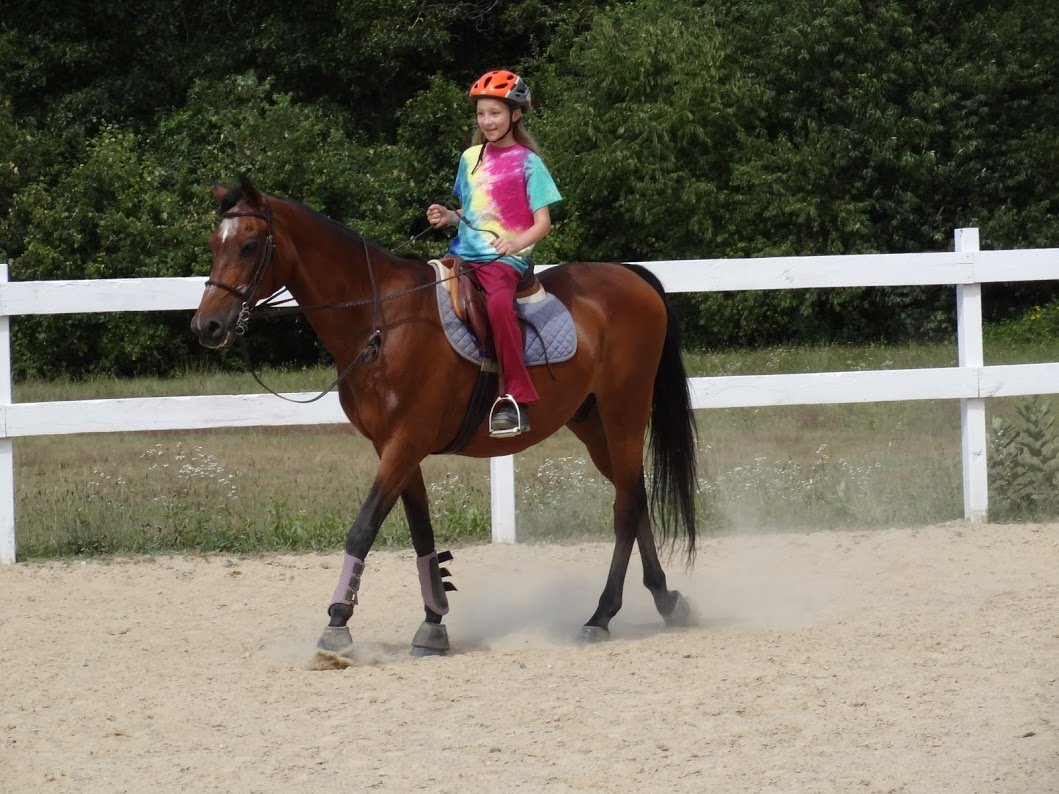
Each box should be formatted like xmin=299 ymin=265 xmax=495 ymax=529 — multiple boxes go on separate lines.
xmin=402 ymin=467 xmax=456 ymax=657
xmin=315 ymin=451 xmax=418 ymax=658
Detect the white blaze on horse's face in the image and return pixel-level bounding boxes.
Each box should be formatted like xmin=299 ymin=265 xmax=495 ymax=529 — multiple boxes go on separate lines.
xmin=208 ymin=216 xmax=253 ymax=296
xmin=217 ymin=217 xmax=240 ymax=245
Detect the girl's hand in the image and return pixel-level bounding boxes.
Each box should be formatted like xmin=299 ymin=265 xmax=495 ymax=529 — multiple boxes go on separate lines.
xmin=491 ymin=236 xmax=519 ymax=256
xmin=426 ymin=204 xmax=455 ymax=229
xmin=490 ymin=207 xmax=551 ymax=258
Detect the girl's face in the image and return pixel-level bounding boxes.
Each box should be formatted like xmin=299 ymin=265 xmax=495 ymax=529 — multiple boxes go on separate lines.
xmin=476 ymin=98 xmax=521 ymax=146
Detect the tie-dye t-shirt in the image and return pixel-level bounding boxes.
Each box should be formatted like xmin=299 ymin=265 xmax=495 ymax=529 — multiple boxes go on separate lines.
xmin=447 ymin=143 xmax=562 ymax=274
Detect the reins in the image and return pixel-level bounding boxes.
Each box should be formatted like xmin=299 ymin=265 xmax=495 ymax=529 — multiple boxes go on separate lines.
xmin=214 ymin=197 xmax=500 ymax=403
xmin=247 ymin=207 xmax=499 ymax=320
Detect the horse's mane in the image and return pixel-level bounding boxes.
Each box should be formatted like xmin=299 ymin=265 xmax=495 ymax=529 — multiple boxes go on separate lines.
xmin=217 ymin=184 xmax=424 ymax=264
xmin=283 ymin=197 xmax=368 ymax=244
xmin=287 ymin=200 xmax=426 ymax=263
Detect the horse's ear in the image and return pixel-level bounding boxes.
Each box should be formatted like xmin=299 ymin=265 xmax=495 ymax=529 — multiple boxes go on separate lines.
xmin=213 ymin=181 xmax=228 ymax=202
xmin=238 ymin=172 xmax=261 ymax=207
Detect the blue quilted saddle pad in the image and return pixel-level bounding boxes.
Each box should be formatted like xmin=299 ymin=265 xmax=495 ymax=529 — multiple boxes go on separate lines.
xmin=430 ymin=261 xmax=578 ymax=366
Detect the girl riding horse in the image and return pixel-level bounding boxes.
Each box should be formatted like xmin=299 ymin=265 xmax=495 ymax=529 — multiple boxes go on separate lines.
xmin=427 ymin=70 xmax=562 ymax=437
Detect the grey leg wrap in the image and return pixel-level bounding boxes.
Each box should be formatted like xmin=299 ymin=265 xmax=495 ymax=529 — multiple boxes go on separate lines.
xmin=330 ymin=553 xmax=366 ymax=610
xmin=417 ymin=550 xmax=456 ymax=615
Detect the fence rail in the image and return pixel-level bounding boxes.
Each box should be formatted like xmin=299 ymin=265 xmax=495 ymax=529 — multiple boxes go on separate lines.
xmin=3 ymin=228 xmax=1059 ymax=562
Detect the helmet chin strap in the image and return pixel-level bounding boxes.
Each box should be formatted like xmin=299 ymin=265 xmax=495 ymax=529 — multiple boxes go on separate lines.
xmin=499 ymin=107 xmax=520 ymax=142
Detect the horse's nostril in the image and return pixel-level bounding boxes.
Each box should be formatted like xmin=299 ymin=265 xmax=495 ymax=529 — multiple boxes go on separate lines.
xmin=191 ymin=315 xmax=226 ymax=347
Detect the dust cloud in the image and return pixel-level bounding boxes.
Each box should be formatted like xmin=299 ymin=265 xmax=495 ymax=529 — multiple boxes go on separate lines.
xmin=443 ymin=533 xmax=840 ymax=649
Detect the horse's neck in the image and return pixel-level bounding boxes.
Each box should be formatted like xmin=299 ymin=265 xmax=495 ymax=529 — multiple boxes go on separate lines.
xmin=279 ymin=213 xmax=363 ymax=305
xmin=277 ymin=205 xmax=429 ymax=345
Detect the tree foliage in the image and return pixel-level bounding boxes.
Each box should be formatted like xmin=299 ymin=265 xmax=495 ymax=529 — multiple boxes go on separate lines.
xmin=530 ymin=1 xmax=757 ymax=264
xmin=0 ymin=0 xmax=1056 ymax=375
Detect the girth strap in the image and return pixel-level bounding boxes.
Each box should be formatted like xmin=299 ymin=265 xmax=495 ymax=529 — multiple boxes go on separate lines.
xmin=433 ymin=359 xmax=499 ymax=455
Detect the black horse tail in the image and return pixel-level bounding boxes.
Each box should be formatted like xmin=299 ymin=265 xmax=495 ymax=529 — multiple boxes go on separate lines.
xmin=622 ymin=263 xmax=699 ymax=562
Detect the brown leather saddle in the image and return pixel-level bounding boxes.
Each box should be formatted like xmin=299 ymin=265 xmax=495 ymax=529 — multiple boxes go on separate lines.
xmin=431 ymin=256 xmax=544 ymax=455
xmin=438 ymin=255 xmax=540 ymax=359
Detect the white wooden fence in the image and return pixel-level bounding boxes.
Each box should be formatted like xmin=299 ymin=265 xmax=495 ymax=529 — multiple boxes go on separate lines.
xmin=3 ymin=227 xmax=1059 ymax=563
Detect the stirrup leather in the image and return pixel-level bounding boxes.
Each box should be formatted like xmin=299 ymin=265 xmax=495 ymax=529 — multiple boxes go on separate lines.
xmin=489 ymin=394 xmax=526 ymax=438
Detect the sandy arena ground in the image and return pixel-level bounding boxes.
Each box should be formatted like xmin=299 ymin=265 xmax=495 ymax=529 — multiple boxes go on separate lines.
xmin=1 ymin=522 xmax=1056 ymax=793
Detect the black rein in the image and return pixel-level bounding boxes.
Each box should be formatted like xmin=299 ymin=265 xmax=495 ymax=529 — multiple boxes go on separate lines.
xmin=207 ymin=197 xmax=498 ymax=404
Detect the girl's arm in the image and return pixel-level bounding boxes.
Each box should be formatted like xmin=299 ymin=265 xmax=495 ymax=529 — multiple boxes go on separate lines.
xmin=491 ymin=206 xmax=552 ymax=257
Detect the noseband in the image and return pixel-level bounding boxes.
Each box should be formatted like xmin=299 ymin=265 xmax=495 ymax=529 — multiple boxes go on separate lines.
xmin=206 ymin=198 xmax=277 ymax=336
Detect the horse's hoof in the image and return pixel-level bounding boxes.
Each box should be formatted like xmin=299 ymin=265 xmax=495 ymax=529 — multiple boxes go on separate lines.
xmin=410 ymin=621 xmax=449 ymax=656
xmin=309 ymin=627 xmax=357 ymax=670
xmin=316 ymin=625 xmax=355 ymax=656
xmin=580 ymin=625 xmax=611 ymax=643
xmin=662 ymin=590 xmax=694 ymax=628
xmin=409 ymin=645 xmax=447 ymax=658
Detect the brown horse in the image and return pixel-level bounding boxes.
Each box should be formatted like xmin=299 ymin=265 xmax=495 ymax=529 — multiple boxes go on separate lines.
xmin=191 ymin=176 xmax=699 ymax=659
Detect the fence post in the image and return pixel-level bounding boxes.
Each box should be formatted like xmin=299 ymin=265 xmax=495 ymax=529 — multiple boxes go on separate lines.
xmin=0 ymin=263 xmax=16 ymax=563
xmin=490 ymin=454 xmax=516 ymax=542
xmin=956 ymin=228 xmax=988 ymax=522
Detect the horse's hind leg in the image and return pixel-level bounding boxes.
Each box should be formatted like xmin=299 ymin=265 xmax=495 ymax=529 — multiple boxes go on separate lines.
xmin=581 ymin=475 xmax=644 ymax=642
xmin=585 ymin=479 xmax=693 ymax=636
xmin=569 ymin=408 xmax=691 ymax=638
xmin=636 ymin=524 xmax=694 ymax=627
xmin=568 ymin=413 xmax=642 ymax=641
xmin=402 ymin=468 xmax=454 ymax=656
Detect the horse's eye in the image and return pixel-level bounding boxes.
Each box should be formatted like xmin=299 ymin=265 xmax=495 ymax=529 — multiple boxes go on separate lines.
xmin=240 ymin=240 xmax=258 ymax=258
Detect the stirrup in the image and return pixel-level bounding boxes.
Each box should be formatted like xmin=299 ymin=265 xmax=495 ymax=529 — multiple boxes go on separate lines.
xmin=489 ymin=394 xmax=526 ymax=438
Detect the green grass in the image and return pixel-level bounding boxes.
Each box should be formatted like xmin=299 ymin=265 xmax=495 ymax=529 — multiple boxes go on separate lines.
xmin=12 ymin=338 xmax=1059 ymax=559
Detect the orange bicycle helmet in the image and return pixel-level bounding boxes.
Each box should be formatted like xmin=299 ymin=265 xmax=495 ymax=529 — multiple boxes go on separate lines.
xmin=469 ymin=70 xmax=532 ymax=109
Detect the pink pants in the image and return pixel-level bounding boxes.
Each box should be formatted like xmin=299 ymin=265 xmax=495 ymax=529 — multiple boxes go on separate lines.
xmin=474 ymin=261 xmax=539 ymax=404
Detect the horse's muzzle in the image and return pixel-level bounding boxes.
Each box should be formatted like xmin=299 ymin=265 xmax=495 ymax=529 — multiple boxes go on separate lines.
xmin=190 ymin=311 xmax=235 ymax=349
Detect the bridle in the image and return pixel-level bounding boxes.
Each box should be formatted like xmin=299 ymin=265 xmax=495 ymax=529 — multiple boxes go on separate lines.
xmin=205 ymin=196 xmax=383 ymax=403
xmin=206 ymin=199 xmax=278 ymax=337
